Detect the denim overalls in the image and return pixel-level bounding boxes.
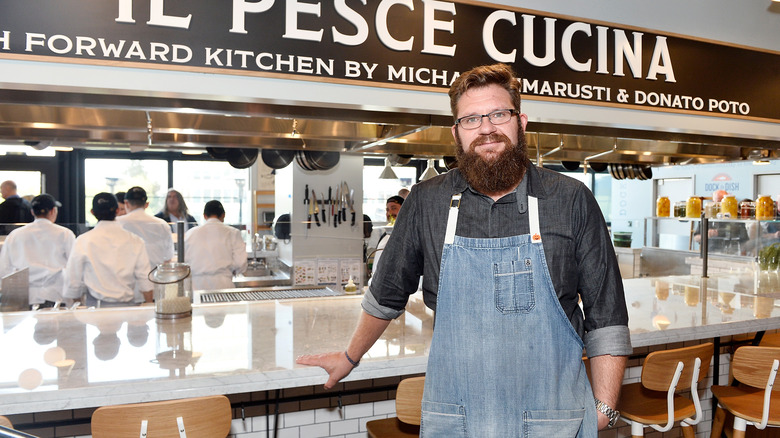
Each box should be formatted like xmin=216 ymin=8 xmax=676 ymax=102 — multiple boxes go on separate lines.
xmin=419 ymin=194 xmax=598 ymax=437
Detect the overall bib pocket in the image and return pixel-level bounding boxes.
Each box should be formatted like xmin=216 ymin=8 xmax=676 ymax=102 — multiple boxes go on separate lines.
xmin=523 ymin=409 xmax=585 ymax=437
xmin=421 ymin=401 xmax=468 ymax=437
xmin=494 ymin=259 xmax=535 ymax=314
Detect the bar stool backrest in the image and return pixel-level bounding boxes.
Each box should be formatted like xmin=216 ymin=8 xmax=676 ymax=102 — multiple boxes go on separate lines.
xmin=395 ymin=376 xmax=425 ymax=425
xmin=0 ymin=418 xmax=10 ymax=429
xmin=91 ymin=395 xmax=231 ymax=438
xmin=732 ymin=346 xmax=780 ymax=391
xmin=642 ymin=343 xmax=713 ymax=392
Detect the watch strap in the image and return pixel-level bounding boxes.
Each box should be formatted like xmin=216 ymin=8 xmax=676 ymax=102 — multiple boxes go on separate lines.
xmin=594 ymin=398 xmax=620 ymax=428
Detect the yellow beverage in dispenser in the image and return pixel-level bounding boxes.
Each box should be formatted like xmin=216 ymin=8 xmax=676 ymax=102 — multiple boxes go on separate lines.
xmin=656 ymin=196 xmax=670 ymax=217
xmin=685 ymin=197 xmax=702 ymax=218
xmin=757 ymin=195 xmax=775 ymax=220
xmin=721 ymin=195 xmax=738 ymax=218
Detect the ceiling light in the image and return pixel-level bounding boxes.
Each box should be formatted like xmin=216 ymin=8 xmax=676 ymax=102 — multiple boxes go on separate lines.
xmin=753 ymin=159 xmax=771 ymax=165
xmin=182 ymin=149 xmax=204 ymax=155
xmin=420 ymin=158 xmax=439 ymax=181
xmin=379 ymin=157 xmax=398 ymax=179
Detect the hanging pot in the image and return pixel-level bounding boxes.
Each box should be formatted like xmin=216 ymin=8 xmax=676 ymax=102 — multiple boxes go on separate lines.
xmin=304 ymin=150 xmax=340 ymax=170
xmin=261 ymin=149 xmax=295 ymax=169
xmin=589 ymin=162 xmax=608 ymax=173
xmin=206 ymin=147 xmax=231 ymax=160
xmin=561 ymin=161 xmax=580 ymax=171
xmin=227 ymin=148 xmax=258 ymax=169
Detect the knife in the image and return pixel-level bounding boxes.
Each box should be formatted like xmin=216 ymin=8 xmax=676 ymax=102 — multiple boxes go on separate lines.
xmin=312 ymin=190 xmax=320 ymax=227
xmin=321 ymin=192 xmax=327 ymax=224
xmin=349 ymin=188 xmax=356 ymax=227
xmin=334 ymin=185 xmax=339 ymax=227
xmin=341 ymin=181 xmax=348 ymax=223
xmin=304 ymin=184 xmax=311 ymax=229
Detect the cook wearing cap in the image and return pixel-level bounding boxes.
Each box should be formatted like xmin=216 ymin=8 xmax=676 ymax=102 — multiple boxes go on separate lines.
xmin=31 ymin=193 xmax=62 ymax=216
xmin=63 ymin=192 xmax=154 ymax=307
xmin=0 ymin=193 xmax=75 ymax=308
xmin=117 ymin=186 xmax=175 ymax=277
xmin=183 ymin=200 xmax=247 ymax=290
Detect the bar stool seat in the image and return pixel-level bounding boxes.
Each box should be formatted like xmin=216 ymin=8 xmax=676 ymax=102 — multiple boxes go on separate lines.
xmin=0 ymin=416 xmax=12 ymax=428
xmin=366 ymin=376 xmax=425 ymax=438
xmin=617 ymin=343 xmax=713 ymax=438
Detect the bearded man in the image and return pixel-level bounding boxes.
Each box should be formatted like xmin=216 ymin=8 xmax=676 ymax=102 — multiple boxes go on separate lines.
xmin=297 ymin=64 xmax=630 ymax=436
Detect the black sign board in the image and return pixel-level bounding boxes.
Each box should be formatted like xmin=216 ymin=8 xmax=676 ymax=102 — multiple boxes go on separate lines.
xmin=1 ymin=0 xmax=778 ymax=121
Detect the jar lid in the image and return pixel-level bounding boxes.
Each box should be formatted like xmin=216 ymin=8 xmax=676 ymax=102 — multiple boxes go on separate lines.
xmin=149 ymin=262 xmax=191 ymax=284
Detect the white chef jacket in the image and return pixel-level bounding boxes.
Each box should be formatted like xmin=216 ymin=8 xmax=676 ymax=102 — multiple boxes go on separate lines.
xmin=117 ymin=208 xmax=175 ymax=267
xmin=0 ymin=218 xmax=76 ymax=304
xmin=184 ymin=218 xmax=247 ymax=290
xmin=64 ymin=220 xmax=154 ymax=303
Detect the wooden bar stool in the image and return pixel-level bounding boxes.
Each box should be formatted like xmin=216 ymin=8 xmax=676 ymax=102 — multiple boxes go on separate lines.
xmin=91 ymin=395 xmax=232 ymax=438
xmin=0 ymin=416 xmax=11 ymax=428
xmin=711 ymin=346 xmax=780 ymax=438
xmin=617 ymin=343 xmax=714 ymax=438
xmin=366 ymin=376 xmax=425 ymax=438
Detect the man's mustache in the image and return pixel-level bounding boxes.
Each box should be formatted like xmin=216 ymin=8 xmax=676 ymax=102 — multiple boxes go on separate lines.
xmin=470 ymin=133 xmax=512 ymax=150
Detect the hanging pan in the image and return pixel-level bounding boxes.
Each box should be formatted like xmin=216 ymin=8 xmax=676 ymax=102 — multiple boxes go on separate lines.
xmin=304 ymin=151 xmax=340 ymax=170
xmin=261 ymin=149 xmax=295 ymax=169
xmin=227 ymin=148 xmax=258 ymax=169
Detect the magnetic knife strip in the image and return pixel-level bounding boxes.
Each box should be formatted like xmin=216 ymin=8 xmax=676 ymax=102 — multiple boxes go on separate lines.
xmin=200 ymin=288 xmax=342 ymax=303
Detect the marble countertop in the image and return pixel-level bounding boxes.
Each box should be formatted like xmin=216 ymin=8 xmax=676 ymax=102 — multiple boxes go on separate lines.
xmin=2 ymin=270 xmax=780 ymax=415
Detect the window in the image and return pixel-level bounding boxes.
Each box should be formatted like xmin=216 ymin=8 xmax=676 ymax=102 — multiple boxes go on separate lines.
xmin=84 ymin=159 xmax=168 ymax=226
xmin=0 ymin=171 xmax=42 ymax=198
xmin=173 ymin=161 xmax=251 ymax=230
xmin=362 ymin=165 xmax=416 ymax=224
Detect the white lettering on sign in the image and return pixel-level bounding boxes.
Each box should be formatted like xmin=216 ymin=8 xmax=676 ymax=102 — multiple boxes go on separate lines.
xmin=332 ymin=0 xmax=369 ymax=46
xmin=523 ymin=79 xmax=611 ymax=101
xmin=230 ymin=0 xmax=275 ymax=34
xmin=204 ymin=47 xmax=334 ymax=75
xmin=387 ymin=65 xmax=455 ymax=86
xmin=421 ymin=0 xmax=456 ymax=56
xmin=376 ymin=0 xmax=414 ymax=52
xmin=25 ymin=32 xmax=192 ymax=62
xmin=482 ymin=12 xmax=676 ymax=82
xmin=0 ymin=31 xmax=10 ymax=50
xmin=283 ymin=0 xmax=324 ymax=42
xmin=709 ymin=99 xmax=750 ymax=115
xmin=634 ymin=91 xmax=704 ymax=110
xmin=344 ymin=61 xmax=378 ymax=79
xmin=115 ymin=0 xmax=192 ymax=29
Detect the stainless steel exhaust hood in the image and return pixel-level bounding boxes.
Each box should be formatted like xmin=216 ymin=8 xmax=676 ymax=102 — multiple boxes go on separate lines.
xmin=0 ymin=88 xmax=777 ymax=167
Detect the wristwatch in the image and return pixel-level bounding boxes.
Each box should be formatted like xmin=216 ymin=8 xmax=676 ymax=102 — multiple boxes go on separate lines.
xmin=594 ymin=398 xmax=620 ymax=428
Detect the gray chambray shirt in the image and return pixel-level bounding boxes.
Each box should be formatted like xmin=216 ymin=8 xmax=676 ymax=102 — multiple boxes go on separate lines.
xmin=363 ymin=161 xmax=631 ymax=358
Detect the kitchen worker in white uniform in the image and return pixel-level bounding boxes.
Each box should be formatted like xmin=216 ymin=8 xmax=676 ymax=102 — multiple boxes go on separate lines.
xmin=184 ymin=200 xmax=247 ymax=290
xmin=64 ymin=192 xmax=153 ymax=306
xmin=117 ymin=186 xmax=174 ymax=269
xmin=0 ymin=194 xmax=75 ymax=308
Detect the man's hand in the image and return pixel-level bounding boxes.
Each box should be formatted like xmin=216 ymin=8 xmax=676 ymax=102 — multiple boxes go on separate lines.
xmin=296 ymin=351 xmax=356 ymax=389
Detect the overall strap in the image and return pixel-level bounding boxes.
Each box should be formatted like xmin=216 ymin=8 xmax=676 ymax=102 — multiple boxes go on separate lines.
xmin=529 ymin=196 xmax=542 ymax=243
xmin=444 ymin=194 xmax=461 ymax=245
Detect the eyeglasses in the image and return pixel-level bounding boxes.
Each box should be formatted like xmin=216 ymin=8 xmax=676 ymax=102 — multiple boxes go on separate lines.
xmin=455 ymin=109 xmax=518 ymax=130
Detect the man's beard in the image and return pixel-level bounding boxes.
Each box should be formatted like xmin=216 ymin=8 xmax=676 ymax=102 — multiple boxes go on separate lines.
xmin=455 ymin=126 xmax=528 ymax=197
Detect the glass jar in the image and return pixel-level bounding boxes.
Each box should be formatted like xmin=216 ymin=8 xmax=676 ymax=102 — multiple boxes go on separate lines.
xmin=673 ymin=201 xmax=686 ymax=218
xmin=721 ymin=195 xmax=738 ymax=218
xmin=704 ymin=200 xmax=719 ymax=218
xmin=757 ymin=195 xmax=774 ymax=220
xmin=149 ymin=262 xmax=193 ymax=319
xmin=686 ymin=196 xmax=702 ymax=218
xmin=656 ymin=196 xmax=670 ymax=217
xmin=739 ymin=200 xmax=755 ymax=219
